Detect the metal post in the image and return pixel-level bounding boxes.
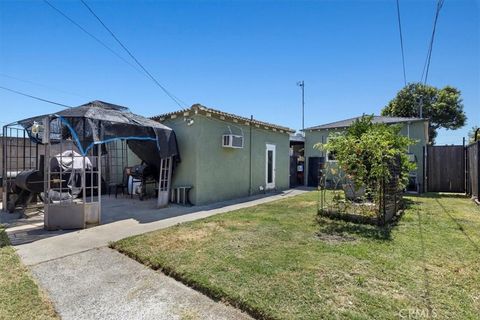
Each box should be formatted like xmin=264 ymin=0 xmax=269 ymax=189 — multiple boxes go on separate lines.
xmin=22 ymin=130 xmax=26 ymax=169
xmin=302 ymin=82 xmax=305 ymax=131
xmin=2 ymin=126 xmax=6 ymax=207
xmin=35 ymin=141 xmax=38 ymax=169
xmin=15 ymin=128 xmax=18 ymax=175
xmin=477 ymin=141 xmax=480 ymax=200
xmin=44 ymin=117 xmax=51 ymax=227
xmin=82 ymin=150 xmax=87 ymax=228
xmin=463 ymin=137 xmax=467 ymax=194
xmin=249 ymin=115 xmax=253 ymax=196
xmin=297 ymin=81 xmax=305 ymax=131
xmin=421 ymin=146 xmax=428 ymax=193
xmin=98 ymin=144 xmax=102 ymax=224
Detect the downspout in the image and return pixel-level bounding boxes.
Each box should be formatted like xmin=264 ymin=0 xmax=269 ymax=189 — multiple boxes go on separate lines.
xmin=249 ymin=115 xmax=253 ymax=196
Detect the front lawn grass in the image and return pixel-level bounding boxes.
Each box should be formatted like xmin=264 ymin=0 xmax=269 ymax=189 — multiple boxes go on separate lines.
xmin=112 ymin=192 xmax=480 ymax=319
xmin=0 ymin=226 xmax=58 ymax=320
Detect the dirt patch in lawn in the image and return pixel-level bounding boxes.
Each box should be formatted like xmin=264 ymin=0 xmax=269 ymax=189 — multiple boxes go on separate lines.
xmin=176 ymin=223 xmax=220 ymax=242
xmin=315 ymin=232 xmax=357 ymax=244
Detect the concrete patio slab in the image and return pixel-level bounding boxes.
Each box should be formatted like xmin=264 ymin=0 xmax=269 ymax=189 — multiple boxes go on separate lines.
xmin=3 ymin=188 xmax=309 ymax=265
xmin=32 ymin=247 xmax=252 ymax=320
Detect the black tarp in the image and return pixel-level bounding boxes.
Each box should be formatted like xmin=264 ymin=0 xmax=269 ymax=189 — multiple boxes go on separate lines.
xmin=17 ymin=100 xmax=179 ymax=173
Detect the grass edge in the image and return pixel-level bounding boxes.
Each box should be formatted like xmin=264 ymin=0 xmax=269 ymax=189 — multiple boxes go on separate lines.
xmin=110 ymin=242 xmax=278 ymax=320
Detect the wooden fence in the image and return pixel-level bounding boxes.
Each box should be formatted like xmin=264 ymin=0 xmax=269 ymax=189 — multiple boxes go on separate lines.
xmin=425 ymin=142 xmax=480 ymax=201
xmin=426 ymin=145 xmax=466 ymax=193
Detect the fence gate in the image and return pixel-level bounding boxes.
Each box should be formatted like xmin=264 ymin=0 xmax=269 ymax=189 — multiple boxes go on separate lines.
xmin=427 ymin=145 xmax=466 ymax=193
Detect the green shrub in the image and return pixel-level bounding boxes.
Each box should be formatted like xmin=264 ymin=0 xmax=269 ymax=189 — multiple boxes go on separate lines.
xmin=316 ymin=115 xmax=416 ymax=195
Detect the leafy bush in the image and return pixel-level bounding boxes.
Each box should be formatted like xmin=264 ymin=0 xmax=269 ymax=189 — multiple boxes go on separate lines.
xmin=316 ymin=115 xmax=416 ymax=196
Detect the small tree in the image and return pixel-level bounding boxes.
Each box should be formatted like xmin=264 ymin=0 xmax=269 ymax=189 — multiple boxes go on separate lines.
xmin=468 ymin=126 xmax=479 ymax=144
xmin=316 ymin=115 xmax=416 ymax=199
xmin=381 ymin=83 xmax=467 ymax=144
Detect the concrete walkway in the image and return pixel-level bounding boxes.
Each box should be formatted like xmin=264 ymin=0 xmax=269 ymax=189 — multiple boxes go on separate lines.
xmin=32 ymin=247 xmax=251 ymax=320
xmin=2 ymin=188 xmax=309 ymax=320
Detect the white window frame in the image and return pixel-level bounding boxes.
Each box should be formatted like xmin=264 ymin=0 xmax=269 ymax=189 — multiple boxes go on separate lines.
xmin=222 ymin=134 xmax=244 ymax=149
xmin=326 ymin=150 xmax=338 ymax=162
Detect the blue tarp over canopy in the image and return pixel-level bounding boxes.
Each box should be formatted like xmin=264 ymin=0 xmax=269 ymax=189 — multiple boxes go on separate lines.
xmin=18 ymin=100 xmax=179 ymax=171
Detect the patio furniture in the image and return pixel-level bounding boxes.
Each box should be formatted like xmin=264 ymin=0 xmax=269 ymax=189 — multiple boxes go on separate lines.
xmin=136 ymin=178 xmax=156 ymax=201
xmin=170 ymin=186 xmax=193 ymax=205
xmin=115 ymin=167 xmax=131 ymax=198
xmin=129 ymin=164 xmax=156 ymax=201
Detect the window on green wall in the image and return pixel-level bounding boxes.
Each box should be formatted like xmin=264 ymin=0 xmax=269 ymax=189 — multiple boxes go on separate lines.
xmin=325 ymin=137 xmax=338 ymax=162
xmin=327 ymin=150 xmax=337 ymax=162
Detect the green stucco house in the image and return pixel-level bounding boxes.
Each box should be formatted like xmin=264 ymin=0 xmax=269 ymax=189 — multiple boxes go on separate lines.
xmin=152 ymin=104 xmax=294 ymax=205
xmin=303 ymin=116 xmax=429 ymax=193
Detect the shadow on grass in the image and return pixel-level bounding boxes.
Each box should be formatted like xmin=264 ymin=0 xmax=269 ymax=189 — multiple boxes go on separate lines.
xmin=435 ymin=198 xmax=480 ymax=254
xmin=316 ymin=216 xmax=395 ymax=241
xmin=415 ymin=204 xmax=433 ymax=314
xmin=316 ymin=198 xmax=416 ymax=241
xmin=407 ymin=192 xmax=468 ymax=199
xmin=403 ymin=197 xmax=417 ymax=207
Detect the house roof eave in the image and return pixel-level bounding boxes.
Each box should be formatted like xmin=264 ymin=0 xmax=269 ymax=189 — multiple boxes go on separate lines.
xmin=151 ymin=104 xmax=295 ymax=134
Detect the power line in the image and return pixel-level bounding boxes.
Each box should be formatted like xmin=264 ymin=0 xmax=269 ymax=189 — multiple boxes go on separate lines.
xmin=0 ymin=86 xmax=72 ymax=108
xmin=420 ymin=0 xmax=445 ymax=84
xmin=80 ymin=0 xmax=186 ymax=108
xmin=396 ymin=0 xmax=407 ymax=86
xmin=0 ymin=73 xmax=90 ymax=99
xmin=43 ymin=0 xmax=142 ymax=74
xmin=44 ymin=0 xmax=186 ymax=107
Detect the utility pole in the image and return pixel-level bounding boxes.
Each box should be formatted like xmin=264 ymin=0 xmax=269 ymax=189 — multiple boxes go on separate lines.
xmin=297 ymin=81 xmax=305 ymax=131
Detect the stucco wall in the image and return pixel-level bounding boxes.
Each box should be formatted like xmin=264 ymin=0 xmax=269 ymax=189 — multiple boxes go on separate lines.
xmin=158 ymin=116 xmax=200 ymax=203
xmin=162 ymin=114 xmax=290 ymax=205
xmin=304 ymin=120 xmax=428 ymax=189
xmin=398 ymin=121 xmax=428 ymax=186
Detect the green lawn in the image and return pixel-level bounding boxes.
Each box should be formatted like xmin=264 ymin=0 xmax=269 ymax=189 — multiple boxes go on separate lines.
xmin=0 ymin=226 xmax=58 ymax=320
xmin=112 ymin=192 xmax=480 ymax=319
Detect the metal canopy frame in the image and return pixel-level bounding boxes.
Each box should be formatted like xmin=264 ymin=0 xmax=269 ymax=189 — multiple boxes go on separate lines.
xmin=2 ymin=115 xmax=174 ymax=229
xmin=2 ymin=123 xmax=45 ymax=213
xmin=41 ymin=116 xmax=101 ymax=229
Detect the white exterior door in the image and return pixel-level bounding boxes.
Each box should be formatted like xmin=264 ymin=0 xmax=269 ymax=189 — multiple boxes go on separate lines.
xmin=266 ymin=144 xmax=276 ymax=189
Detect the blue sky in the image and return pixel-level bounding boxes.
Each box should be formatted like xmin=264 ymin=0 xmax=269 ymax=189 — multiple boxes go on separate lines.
xmin=0 ymin=0 xmax=478 ymax=144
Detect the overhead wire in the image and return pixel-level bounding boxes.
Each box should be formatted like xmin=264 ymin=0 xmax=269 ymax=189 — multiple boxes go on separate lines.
xmin=395 ymin=0 xmax=407 ymax=86
xmin=0 ymin=73 xmax=90 ymax=99
xmin=420 ymin=0 xmax=445 ymax=84
xmin=0 ymin=85 xmax=72 ymax=108
xmin=79 ymin=0 xmax=186 ymax=107
xmin=43 ymin=0 xmax=143 ymax=74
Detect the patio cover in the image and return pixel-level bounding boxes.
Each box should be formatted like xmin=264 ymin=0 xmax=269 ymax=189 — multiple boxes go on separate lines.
xmin=17 ymin=100 xmax=179 ymax=169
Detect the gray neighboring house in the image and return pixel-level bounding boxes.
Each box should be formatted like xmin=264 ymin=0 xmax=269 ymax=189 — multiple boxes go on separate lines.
xmin=303 ymin=116 xmax=429 ymax=192
xmin=152 ymin=104 xmax=295 ymax=205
